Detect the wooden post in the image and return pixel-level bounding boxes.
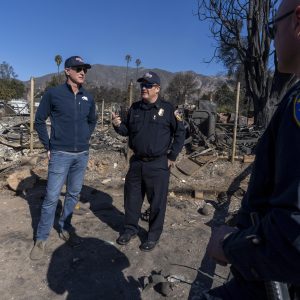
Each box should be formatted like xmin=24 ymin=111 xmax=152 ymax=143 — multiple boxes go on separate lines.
xmin=128 ymin=80 xmax=133 ymax=107
xmin=110 ymin=103 xmax=113 ymax=127
xmin=101 ymin=99 xmax=104 ymax=129
xmin=30 ymin=77 xmax=35 ymax=152
xmin=127 ymin=80 xmax=134 ymax=163
xmin=194 ymin=190 xmax=204 ymax=200
xmin=231 ymin=82 xmax=241 ymax=163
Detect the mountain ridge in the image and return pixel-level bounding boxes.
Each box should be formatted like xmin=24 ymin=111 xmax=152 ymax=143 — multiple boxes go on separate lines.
xmin=27 ymin=63 xmax=228 ymax=94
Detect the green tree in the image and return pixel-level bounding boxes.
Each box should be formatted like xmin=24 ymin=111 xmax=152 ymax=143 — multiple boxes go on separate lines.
xmin=85 ymin=84 xmax=127 ymax=106
xmin=165 ymin=72 xmax=199 ymax=106
xmin=0 ymin=62 xmax=24 ymax=100
xmin=135 ymin=58 xmax=141 ymax=80
xmin=54 ymin=55 xmax=63 ymax=75
xmin=0 ymin=61 xmax=18 ymax=79
xmin=125 ymin=54 xmax=132 ymax=88
xmin=0 ymin=79 xmax=25 ymax=100
xmin=214 ymin=84 xmax=236 ymax=113
xmin=45 ymin=74 xmax=64 ymax=90
xmin=214 ymin=83 xmax=247 ymax=114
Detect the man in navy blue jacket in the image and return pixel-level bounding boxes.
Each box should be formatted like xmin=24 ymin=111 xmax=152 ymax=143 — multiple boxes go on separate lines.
xmin=199 ymin=0 xmax=300 ymax=298
xmin=30 ymin=56 xmax=97 ymax=260
xmin=112 ymin=71 xmax=185 ymax=251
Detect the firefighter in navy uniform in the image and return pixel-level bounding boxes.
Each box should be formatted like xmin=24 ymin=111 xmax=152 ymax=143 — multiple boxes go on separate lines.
xmin=112 ymin=71 xmax=185 ymax=252
xmin=198 ymin=0 xmax=300 ymax=299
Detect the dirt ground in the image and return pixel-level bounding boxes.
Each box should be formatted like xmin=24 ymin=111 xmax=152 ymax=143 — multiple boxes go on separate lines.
xmin=0 ymin=147 xmax=251 ymax=300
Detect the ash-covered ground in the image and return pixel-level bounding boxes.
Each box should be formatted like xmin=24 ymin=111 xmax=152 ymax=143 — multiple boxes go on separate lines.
xmin=0 ymin=123 xmax=252 ymax=300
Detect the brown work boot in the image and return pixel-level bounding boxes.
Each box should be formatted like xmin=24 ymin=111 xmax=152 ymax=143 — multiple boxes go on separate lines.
xmin=30 ymin=240 xmax=46 ymax=260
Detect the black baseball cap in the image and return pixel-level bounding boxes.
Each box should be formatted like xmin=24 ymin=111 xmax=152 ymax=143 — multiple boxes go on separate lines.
xmin=137 ymin=71 xmax=160 ymax=85
xmin=64 ymin=56 xmax=91 ymax=69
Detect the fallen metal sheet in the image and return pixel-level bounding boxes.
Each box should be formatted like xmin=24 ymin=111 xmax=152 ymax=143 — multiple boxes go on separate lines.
xmin=170 ymin=165 xmax=191 ymax=181
xmin=176 ymin=153 xmax=218 ymax=176
xmin=175 ymin=158 xmax=201 ymax=176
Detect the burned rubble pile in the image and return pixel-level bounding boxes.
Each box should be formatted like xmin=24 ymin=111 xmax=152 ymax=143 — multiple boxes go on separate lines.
xmin=182 ymin=100 xmax=262 ymax=157
xmin=0 ymin=115 xmax=37 ymax=175
xmin=0 ymin=117 xmax=127 ymax=181
xmin=0 ymin=102 xmax=257 ymax=216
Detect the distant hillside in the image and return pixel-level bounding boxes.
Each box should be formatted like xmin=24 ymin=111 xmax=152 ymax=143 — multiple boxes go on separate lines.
xmin=28 ymin=64 xmax=228 ymax=95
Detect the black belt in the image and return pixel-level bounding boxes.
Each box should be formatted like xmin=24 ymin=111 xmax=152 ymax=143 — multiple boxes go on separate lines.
xmin=134 ymin=155 xmax=162 ymax=162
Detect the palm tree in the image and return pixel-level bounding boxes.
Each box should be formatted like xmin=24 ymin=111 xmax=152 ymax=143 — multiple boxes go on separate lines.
xmin=135 ymin=58 xmax=141 ymax=80
xmin=54 ymin=55 xmax=62 ymax=76
xmin=125 ymin=54 xmax=132 ymax=88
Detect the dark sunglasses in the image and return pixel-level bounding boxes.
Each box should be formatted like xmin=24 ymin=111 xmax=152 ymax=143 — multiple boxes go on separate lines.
xmin=140 ymin=82 xmax=156 ymax=89
xmin=72 ymin=67 xmax=88 ymax=74
xmin=266 ymin=9 xmax=294 ymax=39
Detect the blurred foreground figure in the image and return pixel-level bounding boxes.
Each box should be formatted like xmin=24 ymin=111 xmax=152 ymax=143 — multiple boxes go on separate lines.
xmin=200 ymin=1 xmax=300 ymax=299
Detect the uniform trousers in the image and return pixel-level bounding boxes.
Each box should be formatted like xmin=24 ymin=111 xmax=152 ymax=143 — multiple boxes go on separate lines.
xmin=124 ymin=155 xmax=170 ymax=242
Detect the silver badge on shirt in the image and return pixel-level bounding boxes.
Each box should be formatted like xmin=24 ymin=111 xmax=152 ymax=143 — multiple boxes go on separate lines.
xmin=158 ymin=108 xmax=164 ymax=116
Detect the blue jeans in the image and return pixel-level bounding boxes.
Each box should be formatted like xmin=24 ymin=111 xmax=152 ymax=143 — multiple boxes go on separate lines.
xmin=36 ymin=150 xmax=89 ymax=241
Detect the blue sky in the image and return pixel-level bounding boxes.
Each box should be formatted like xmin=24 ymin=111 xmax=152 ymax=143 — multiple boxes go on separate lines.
xmin=0 ymin=0 xmax=226 ymax=81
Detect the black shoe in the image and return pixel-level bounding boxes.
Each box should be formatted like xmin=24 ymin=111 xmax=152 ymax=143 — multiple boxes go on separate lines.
xmin=139 ymin=240 xmax=158 ymax=252
xmin=59 ymin=230 xmax=81 ymax=247
xmin=116 ymin=232 xmax=137 ymax=245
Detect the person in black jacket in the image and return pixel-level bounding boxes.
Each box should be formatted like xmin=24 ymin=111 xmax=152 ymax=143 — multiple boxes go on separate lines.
xmin=198 ymin=0 xmax=300 ymax=299
xmin=30 ymin=56 xmax=97 ymax=260
xmin=112 ymin=71 xmax=185 ymax=251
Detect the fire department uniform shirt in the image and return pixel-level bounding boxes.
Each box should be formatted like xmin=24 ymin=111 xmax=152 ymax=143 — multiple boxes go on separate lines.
xmin=114 ymin=98 xmax=185 ymax=161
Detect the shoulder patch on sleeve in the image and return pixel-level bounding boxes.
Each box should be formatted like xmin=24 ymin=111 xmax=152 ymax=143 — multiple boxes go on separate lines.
xmin=293 ymin=97 xmax=300 ymax=127
xmin=174 ymin=109 xmax=183 ymax=122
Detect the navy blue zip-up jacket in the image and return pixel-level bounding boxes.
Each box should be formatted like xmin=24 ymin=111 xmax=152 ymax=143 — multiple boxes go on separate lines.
xmin=114 ymin=98 xmax=185 ymax=161
xmin=35 ymin=83 xmax=97 ymax=152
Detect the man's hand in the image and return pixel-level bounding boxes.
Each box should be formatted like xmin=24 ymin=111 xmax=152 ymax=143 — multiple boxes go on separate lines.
xmin=47 ymin=150 xmax=51 ymax=160
xmin=168 ymin=159 xmax=175 ymax=168
xmin=112 ymin=112 xmax=121 ymax=127
xmin=206 ymin=225 xmax=238 ymax=266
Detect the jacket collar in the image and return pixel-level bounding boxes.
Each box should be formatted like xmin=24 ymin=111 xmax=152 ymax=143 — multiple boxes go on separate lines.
xmin=140 ymin=97 xmax=162 ymax=110
xmin=65 ymin=82 xmax=84 ymax=94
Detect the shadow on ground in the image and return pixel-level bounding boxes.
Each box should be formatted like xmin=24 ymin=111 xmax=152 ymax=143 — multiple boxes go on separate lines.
xmin=47 ymin=236 xmax=141 ymax=299
xmin=188 ymin=164 xmax=253 ymax=299
xmin=22 ymin=174 xmax=148 ymax=244
xmin=22 ymin=175 xmax=126 ymax=239
xmin=17 ymin=176 xmax=143 ymax=299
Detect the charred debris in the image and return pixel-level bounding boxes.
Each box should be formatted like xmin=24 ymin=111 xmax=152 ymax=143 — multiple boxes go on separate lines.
xmin=0 ymin=99 xmax=261 ymax=177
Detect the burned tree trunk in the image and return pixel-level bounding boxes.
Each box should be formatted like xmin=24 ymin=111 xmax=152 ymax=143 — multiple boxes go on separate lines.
xmin=265 ymin=70 xmax=296 ymax=124
xmin=197 ymin=0 xmax=294 ymax=129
